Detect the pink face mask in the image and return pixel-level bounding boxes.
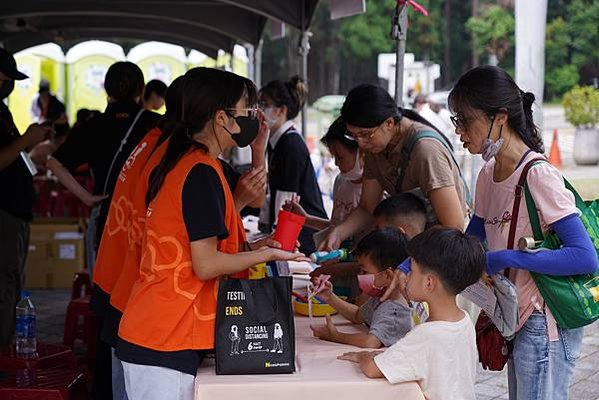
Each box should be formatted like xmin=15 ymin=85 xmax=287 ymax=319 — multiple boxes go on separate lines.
xmin=357 ymin=273 xmax=386 ymax=298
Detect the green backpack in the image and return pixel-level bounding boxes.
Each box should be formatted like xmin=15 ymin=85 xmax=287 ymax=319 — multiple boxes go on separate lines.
xmin=523 ymin=158 xmax=599 ymax=329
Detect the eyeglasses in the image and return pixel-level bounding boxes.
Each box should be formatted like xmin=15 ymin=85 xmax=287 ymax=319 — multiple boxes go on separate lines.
xmin=225 ymin=108 xmax=259 ymax=119
xmin=450 ymin=114 xmax=476 ymax=130
xmin=345 ymin=126 xmax=380 ymax=143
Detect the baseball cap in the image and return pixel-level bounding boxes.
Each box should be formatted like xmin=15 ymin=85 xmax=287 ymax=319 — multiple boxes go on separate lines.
xmin=0 ymin=48 xmax=28 ymax=80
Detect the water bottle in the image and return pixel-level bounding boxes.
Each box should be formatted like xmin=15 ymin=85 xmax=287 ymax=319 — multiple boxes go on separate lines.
xmin=309 ymin=248 xmax=349 ymax=264
xmin=15 ymin=291 xmax=36 ymax=357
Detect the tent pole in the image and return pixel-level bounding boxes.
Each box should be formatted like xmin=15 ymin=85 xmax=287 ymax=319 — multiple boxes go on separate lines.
xmin=255 ymin=39 xmax=263 ymax=88
xmin=299 ymin=30 xmax=311 ymax=136
xmin=392 ymin=2 xmax=408 ymax=107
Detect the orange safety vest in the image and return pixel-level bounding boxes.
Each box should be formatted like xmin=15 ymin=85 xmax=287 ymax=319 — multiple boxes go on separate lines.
xmin=109 ymin=139 xmax=167 ymax=312
xmin=118 ymin=149 xmax=246 ymax=351
xmin=93 ymin=127 xmax=163 ymax=294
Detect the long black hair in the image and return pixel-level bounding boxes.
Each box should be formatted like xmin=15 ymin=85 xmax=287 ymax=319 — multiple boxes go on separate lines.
xmin=145 ymin=67 xmax=257 ymax=206
xmin=340 ymin=84 xmax=453 ymax=150
xmin=448 ymin=65 xmax=543 ymax=153
xmin=260 ymin=76 xmax=308 ymax=120
xmin=155 ymin=75 xmax=185 ymax=148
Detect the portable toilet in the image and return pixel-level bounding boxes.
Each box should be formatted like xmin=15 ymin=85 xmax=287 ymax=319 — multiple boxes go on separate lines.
xmin=127 ymin=41 xmax=187 ymax=86
xmin=65 ymin=41 xmax=126 ymax=119
xmin=9 ymin=43 xmax=66 ymax=132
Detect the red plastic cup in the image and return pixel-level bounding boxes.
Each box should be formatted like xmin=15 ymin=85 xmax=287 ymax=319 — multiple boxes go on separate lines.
xmin=274 ymin=210 xmax=306 ymax=252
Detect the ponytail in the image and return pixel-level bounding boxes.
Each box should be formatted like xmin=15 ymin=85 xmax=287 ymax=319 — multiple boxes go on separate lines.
xmin=520 ymin=90 xmax=544 ymax=153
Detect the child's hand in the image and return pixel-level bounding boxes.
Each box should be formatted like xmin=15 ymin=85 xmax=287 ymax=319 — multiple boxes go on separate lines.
xmin=337 ymin=350 xmax=383 ymax=363
xmin=379 ymin=269 xmax=409 ymax=305
xmin=282 ymin=198 xmax=307 ymax=218
xmin=310 ymin=277 xmax=333 ymax=301
xmin=310 ymin=314 xmax=338 ymax=341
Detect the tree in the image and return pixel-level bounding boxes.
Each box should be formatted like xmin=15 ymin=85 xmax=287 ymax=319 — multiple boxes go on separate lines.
xmin=466 ymin=4 xmax=514 ymax=66
xmin=545 ymin=17 xmax=579 ymax=99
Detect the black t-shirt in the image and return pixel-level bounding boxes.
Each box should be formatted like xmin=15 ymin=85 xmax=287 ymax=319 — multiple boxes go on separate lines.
xmin=269 ymin=130 xmax=326 ymax=253
xmin=52 ymin=101 xmax=160 ymax=245
xmin=0 ymin=103 xmax=35 ymax=221
xmin=114 ymin=159 xmax=239 ymax=372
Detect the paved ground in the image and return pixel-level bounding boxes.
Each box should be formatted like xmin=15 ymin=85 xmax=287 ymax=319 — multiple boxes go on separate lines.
xmin=29 ymin=289 xmax=599 ymax=399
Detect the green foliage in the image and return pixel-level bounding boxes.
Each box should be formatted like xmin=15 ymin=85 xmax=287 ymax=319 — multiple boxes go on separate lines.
xmin=338 ymin=0 xmax=395 ymax=59
xmin=466 ymin=5 xmax=514 ymax=63
xmin=562 ymin=86 xmax=599 ymax=127
xmin=547 ymin=65 xmax=581 ymax=99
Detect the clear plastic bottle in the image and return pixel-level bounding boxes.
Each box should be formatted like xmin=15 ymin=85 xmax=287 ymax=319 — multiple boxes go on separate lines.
xmin=15 ymin=290 xmax=36 ymax=357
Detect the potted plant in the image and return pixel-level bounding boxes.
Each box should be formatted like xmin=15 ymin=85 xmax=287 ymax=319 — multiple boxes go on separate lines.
xmin=563 ymin=86 xmax=599 ymax=165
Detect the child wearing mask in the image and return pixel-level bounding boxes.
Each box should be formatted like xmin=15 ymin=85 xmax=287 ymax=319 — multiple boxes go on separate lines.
xmin=339 ymin=227 xmax=485 ymax=400
xmin=284 ymin=117 xmax=363 ymax=243
xmin=310 ymin=228 xmax=412 ymax=348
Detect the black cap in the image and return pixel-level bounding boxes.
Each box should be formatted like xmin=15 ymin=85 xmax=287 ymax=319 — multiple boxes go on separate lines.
xmin=0 ymin=48 xmax=28 ymax=80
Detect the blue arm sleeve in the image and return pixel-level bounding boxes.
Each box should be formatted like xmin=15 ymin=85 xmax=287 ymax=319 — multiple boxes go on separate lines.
xmin=397 ymin=258 xmax=411 ymax=274
xmin=466 ymin=215 xmax=486 ymax=242
xmin=486 ymin=213 xmax=598 ymax=276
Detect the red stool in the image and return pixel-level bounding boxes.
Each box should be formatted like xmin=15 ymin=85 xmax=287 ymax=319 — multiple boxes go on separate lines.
xmin=63 ymin=296 xmax=97 ymax=368
xmin=70 ymin=272 xmax=91 ymax=301
xmin=0 ymin=343 xmax=77 ymax=371
xmin=0 ymin=366 xmax=87 ymax=400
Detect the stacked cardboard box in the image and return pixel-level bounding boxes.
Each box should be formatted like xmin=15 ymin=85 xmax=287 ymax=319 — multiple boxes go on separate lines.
xmin=25 ymin=218 xmax=85 ymax=289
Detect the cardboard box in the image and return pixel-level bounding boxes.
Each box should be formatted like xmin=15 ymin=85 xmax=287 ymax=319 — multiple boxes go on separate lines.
xmin=25 ymin=218 xmax=85 ymax=289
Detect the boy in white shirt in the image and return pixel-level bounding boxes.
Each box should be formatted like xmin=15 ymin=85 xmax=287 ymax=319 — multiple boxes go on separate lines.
xmin=338 ymin=227 xmax=485 ymax=400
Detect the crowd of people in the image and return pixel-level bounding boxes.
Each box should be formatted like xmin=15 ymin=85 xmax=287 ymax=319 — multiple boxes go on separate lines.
xmin=0 ymin=45 xmax=597 ymax=400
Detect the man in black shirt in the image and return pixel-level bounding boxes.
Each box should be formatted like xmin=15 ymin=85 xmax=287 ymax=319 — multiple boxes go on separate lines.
xmin=0 ymin=48 xmax=52 ymax=345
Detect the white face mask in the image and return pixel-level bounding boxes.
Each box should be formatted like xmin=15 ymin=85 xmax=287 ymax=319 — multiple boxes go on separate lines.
xmin=340 ymin=152 xmax=363 ymax=181
xmin=263 ymin=107 xmax=278 ymax=128
xmin=480 ymin=116 xmax=504 ymax=162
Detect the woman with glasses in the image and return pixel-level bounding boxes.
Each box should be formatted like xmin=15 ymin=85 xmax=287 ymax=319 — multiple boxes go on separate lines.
xmin=259 ymin=76 xmax=327 ymax=254
xmin=451 ymin=66 xmax=596 ymax=400
xmin=115 ymin=68 xmax=308 ymax=400
xmin=319 ymin=84 xmax=468 ymax=251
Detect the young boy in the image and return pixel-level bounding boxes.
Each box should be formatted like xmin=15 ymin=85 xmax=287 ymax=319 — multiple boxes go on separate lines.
xmin=372 ymin=192 xmax=427 ymax=238
xmin=339 ymin=227 xmax=485 ymax=400
xmin=311 ymin=228 xmax=413 ymax=348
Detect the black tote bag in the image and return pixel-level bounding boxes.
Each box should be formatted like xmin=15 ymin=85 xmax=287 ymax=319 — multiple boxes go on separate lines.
xmin=215 ymin=277 xmax=295 ymax=375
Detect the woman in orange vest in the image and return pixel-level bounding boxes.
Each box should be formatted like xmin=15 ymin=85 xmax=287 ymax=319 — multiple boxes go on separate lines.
xmin=116 ymin=67 xmax=307 ymax=400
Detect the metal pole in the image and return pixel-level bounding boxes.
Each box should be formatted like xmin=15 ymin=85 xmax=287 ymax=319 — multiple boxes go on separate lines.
xmin=245 ymin=44 xmax=255 ymax=81
xmin=255 ymin=39 xmax=263 ymax=88
xmin=299 ymin=30 xmax=311 ymax=136
xmin=392 ymin=2 xmax=408 ymax=107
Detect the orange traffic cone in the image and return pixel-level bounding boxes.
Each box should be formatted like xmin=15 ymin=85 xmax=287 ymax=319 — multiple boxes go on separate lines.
xmin=549 ymin=129 xmax=563 ymax=168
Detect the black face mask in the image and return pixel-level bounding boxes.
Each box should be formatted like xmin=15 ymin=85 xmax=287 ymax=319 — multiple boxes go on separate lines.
xmin=224 ymin=115 xmax=260 ymax=148
xmin=0 ymin=80 xmax=15 ymax=100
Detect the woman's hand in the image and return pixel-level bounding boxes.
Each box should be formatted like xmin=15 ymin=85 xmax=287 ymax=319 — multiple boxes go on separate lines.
xmin=250 ymin=109 xmax=269 ymax=153
xmin=233 ymin=166 xmax=267 ymax=210
xmin=258 ymin=247 xmax=311 ymax=263
xmin=318 ymin=227 xmax=342 ymax=251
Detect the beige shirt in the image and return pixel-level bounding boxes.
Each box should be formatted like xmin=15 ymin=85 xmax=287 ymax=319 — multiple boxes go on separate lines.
xmin=362 ymin=122 xmax=468 ymax=224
